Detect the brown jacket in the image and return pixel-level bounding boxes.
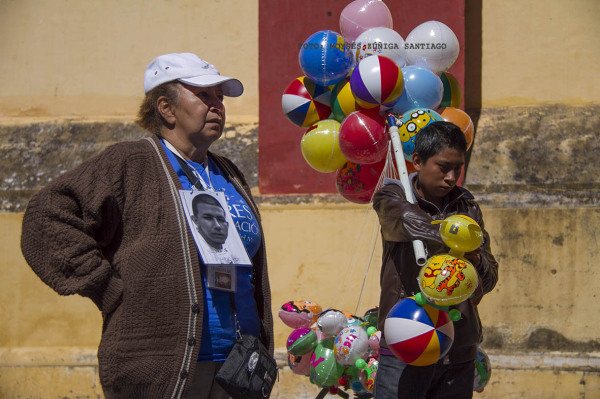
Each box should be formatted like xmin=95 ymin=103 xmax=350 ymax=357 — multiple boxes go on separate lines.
xmin=373 ymin=177 xmax=498 ymax=364
xmin=21 ymin=135 xmax=273 ymax=398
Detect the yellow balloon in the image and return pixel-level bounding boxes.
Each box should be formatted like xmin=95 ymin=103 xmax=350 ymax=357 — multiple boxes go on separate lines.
xmin=300 ymin=119 xmax=348 ymax=173
xmin=418 ymin=254 xmax=479 ymax=306
xmin=432 ymin=215 xmax=483 ymax=255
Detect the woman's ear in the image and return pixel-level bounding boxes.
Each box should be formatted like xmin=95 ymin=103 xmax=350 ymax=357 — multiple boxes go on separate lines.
xmin=412 ymin=152 xmax=423 ymax=171
xmin=157 ymin=96 xmax=176 ymax=125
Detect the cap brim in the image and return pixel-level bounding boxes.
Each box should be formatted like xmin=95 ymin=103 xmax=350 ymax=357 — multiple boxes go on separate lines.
xmin=178 ymin=75 xmax=244 ymax=97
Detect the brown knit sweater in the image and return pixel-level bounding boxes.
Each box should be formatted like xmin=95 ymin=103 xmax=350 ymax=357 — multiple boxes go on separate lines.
xmin=21 ymin=135 xmax=273 ymax=398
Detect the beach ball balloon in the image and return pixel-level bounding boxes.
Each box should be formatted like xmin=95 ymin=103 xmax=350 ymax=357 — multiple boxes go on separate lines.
xmin=300 ymin=119 xmax=348 ymax=173
xmin=299 ymin=30 xmax=354 ymax=86
xmin=474 ymin=347 xmax=492 ymax=392
xmin=331 ymin=78 xmax=360 ymax=122
xmin=437 ymin=107 xmax=475 ymax=150
xmin=350 ymin=55 xmax=404 ymax=109
xmin=317 ymin=310 xmax=349 ymax=336
xmin=339 ymin=110 xmax=389 ymax=164
xmin=310 ymin=337 xmax=346 ymax=387
xmin=339 ymin=0 xmax=393 ymax=43
xmin=335 ymin=158 xmax=386 ymax=204
xmin=419 ymin=254 xmax=479 ymax=306
xmin=282 ymin=76 xmax=332 ymax=127
xmin=432 ymin=215 xmax=483 ymax=254
xmin=396 ymin=109 xmax=443 ymax=161
xmin=440 ymin=71 xmax=463 ymax=108
xmin=287 ymin=327 xmax=319 ymax=356
xmin=404 ymin=21 xmax=460 ymax=74
xmin=354 ymin=27 xmax=406 ymax=67
xmin=384 ymin=296 xmax=454 ymax=366
xmin=279 ymin=300 xmax=323 ymax=329
xmin=392 ymin=66 xmax=444 ymax=115
xmin=334 ymin=326 xmax=369 ymax=366
xmin=288 ymin=352 xmax=313 ymax=375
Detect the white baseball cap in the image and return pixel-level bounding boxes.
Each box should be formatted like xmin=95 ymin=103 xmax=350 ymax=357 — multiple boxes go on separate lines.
xmin=143 ymin=52 xmax=244 ymax=96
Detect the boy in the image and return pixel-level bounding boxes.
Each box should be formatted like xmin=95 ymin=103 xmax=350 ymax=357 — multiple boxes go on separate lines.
xmin=372 ymin=121 xmax=499 ymax=399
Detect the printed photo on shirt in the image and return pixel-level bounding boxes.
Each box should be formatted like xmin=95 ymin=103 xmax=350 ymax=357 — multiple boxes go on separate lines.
xmin=179 ymin=190 xmax=252 ymax=267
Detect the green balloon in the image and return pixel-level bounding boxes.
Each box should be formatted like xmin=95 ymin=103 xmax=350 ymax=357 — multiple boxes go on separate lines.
xmin=310 ymin=339 xmax=345 ymax=387
xmin=288 ymin=329 xmax=318 ymax=356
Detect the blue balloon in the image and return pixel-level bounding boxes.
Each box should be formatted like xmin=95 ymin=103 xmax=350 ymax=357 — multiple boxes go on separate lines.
xmin=299 ymin=30 xmax=354 ymax=87
xmin=392 ymin=66 xmax=443 ymax=115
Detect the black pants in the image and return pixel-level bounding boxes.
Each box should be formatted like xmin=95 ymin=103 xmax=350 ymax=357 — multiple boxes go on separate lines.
xmin=374 ymin=354 xmax=474 ymax=399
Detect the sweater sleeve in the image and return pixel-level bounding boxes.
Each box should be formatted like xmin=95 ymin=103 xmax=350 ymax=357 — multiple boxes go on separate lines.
xmin=372 ymin=182 xmax=445 ymax=253
xmin=20 ymin=145 xmax=125 ymax=313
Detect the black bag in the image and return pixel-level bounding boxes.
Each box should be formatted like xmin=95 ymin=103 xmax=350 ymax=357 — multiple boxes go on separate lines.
xmin=215 ymin=334 xmax=278 ymax=399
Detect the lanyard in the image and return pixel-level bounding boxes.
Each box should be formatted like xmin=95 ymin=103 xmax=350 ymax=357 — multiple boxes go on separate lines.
xmin=163 ymin=139 xmax=213 ymax=191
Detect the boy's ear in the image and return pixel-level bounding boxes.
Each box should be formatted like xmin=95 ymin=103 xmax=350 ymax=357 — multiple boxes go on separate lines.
xmin=412 ymin=152 xmax=423 ymax=171
xmin=157 ymin=96 xmax=176 ymax=125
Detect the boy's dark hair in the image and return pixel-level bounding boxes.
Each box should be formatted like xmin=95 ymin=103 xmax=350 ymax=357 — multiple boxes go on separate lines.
xmin=191 ymin=194 xmax=224 ymax=218
xmin=413 ymin=121 xmax=467 ymax=164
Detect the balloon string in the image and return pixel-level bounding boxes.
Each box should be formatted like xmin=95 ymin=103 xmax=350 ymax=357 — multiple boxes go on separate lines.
xmin=329 ymin=205 xmax=373 ymax=310
xmin=354 ymin=213 xmax=380 ymax=315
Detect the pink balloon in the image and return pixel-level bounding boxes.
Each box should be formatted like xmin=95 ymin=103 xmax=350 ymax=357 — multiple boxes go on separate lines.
xmin=340 ymin=0 xmax=393 ymax=43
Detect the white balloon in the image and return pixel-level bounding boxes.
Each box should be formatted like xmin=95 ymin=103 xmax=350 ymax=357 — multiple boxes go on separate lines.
xmin=404 ymin=20 xmax=460 ymax=74
xmin=316 ymin=310 xmax=348 ymax=336
xmin=334 ymin=326 xmax=370 ymax=366
xmin=354 ymin=27 xmax=407 ymax=67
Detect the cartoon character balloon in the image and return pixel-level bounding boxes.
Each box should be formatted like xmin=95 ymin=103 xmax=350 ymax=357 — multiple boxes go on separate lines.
xmin=279 ymin=300 xmax=323 ymax=329
xmin=358 ymin=357 xmax=378 ymax=393
xmin=418 ymin=253 xmax=479 ymax=306
xmin=396 ymin=108 xmax=443 ymax=161
xmin=334 ymin=326 xmax=369 ymax=366
xmin=474 ymin=347 xmax=492 ymax=392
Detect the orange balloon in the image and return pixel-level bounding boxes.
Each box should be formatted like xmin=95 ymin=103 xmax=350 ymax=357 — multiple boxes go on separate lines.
xmin=437 ymin=107 xmax=474 ymax=150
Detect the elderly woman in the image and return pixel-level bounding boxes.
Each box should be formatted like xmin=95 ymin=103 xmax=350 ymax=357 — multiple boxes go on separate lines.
xmin=21 ymin=53 xmax=273 ymax=399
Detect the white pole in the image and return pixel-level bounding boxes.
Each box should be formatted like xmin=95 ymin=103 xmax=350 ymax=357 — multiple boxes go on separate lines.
xmin=386 ymin=114 xmax=427 ymax=266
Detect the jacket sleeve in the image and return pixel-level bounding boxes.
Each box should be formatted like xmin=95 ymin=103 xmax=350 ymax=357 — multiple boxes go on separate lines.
xmin=20 ymin=145 xmax=125 ymax=313
xmin=372 ymin=182 xmax=445 ymax=254
xmin=469 ymin=202 xmax=499 ymax=296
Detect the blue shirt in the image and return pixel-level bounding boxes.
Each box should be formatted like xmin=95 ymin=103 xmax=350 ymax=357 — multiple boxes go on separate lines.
xmin=160 ymin=140 xmax=262 ymax=361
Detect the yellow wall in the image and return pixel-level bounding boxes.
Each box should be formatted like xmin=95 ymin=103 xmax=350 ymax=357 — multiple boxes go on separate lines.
xmin=0 ymin=0 xmax=258 ymax=120
xmin=1 ymin=0 xmax=598 ymax=121
xmin=1 ymin=0 xmax=600 ymax=397
xmin=481 ymin=0 xmax=600 ymax=106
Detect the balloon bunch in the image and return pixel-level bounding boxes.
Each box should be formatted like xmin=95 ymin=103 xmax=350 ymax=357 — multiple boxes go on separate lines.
xmin=279 ymin=300 xmax=382 ymax=397
xmin=383 ymin=215 xmax=483 ymax=367
xmin=281 ymin=0 xmax=474 ymax=204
